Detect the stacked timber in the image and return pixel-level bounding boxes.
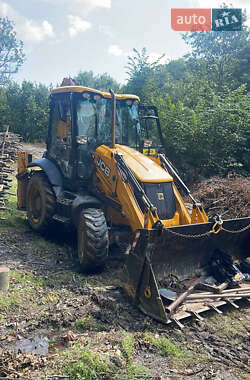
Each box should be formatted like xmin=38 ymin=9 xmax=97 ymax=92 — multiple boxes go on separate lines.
xmin=0 ymin=130 xmax=22 ymax=216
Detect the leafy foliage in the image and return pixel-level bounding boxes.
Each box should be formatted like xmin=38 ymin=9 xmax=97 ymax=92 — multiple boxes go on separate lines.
xmin=124 ymin=25 xmax=250 ymax=180
xmin=182 ymin=9 xmax=250 ymax=89
xmin=74 ymin=70 xmax=120 ymax=92
xmin=0 ymin=14 xmax=249 ymax=180
xmin=0 ymin=87 xmax=10 ymax=131
xmin=4 ymin=81 xmax=50 ymax=141
xmin=155 ymin=85 xmax=250 ymax=180
xmin=0 ymin=17 xmax=25 ymax=85
xmin=125 ymin=48 xmax=166 ymax=100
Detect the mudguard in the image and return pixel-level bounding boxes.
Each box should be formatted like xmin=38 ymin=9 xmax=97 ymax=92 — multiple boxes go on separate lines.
xmin=71 ymin=194 xmax=102 ymax=227
xmin=28 ymin=158 xmax=63 ymax=196
xmin=122 ymin=217 xmax=250 ymax=324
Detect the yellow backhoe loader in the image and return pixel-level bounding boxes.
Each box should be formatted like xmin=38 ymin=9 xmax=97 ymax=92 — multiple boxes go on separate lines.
xmin=17 ymin=83 xmax=250 ymax=325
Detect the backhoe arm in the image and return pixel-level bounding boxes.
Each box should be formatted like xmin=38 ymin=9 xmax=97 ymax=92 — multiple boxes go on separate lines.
xmin=93 ymin=148 xmax=161 ymax=232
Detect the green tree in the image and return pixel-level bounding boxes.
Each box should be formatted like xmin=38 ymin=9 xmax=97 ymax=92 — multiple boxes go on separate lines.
xmin=182 ymin=9 xmax=250 ymax=89
xmin=0 ymin=17 xmax=25 ymax=85
xmin=74 ymin=70 xmax=95 ymax=88
xmin=164 ymin=59 xmax=188 ymax=81
xmin=125 ymin=48 xmax=166 ymax=100
xmin=74 ymin=70 xmax=120 ymax=92
xmin=124 ymin=45 xmax=250 ymax=179
xmin=0 ymin=87 xmax=10 ymax=131
xmin=6 ymin=81 xmax=50 ymax=141
xmin=156 ymin=84 xmax=250 ymax=180
xmin=232 ymin=40 xmax=250 ymax=90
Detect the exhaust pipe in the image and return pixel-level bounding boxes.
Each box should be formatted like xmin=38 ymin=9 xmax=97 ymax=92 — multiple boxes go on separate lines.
xmin=109 ymin=89 xmax=116 ymax=149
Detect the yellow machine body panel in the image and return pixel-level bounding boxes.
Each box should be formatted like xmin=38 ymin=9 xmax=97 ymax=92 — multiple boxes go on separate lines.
xmin=115 ymin=145 xmax=173 ymax=183
xmin=51 ymin=85 xmax=140 ymax=101
xmin=93 ymin=145 xmax=145 ymax=231
xmin=92 ymin=144 xmax=194 ymax=232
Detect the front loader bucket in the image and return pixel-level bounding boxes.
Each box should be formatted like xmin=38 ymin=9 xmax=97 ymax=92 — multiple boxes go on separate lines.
xmin=121 ymin=217 xmax=250 ymax=325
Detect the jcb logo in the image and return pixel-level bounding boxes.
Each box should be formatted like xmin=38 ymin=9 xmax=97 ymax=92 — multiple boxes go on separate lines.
xmin=96 ymin=158 xmax=111 ymax=177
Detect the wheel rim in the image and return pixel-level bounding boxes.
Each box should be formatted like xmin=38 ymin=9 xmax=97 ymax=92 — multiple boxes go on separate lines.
xmin=29 ymin=185 xmax=42 ymax=223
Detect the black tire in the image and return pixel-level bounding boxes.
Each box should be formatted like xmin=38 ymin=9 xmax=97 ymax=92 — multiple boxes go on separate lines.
xmin=78 ymin=208 xmax=109 ymax=272
xmin=26 ymin=171 xmax=56 ymax=232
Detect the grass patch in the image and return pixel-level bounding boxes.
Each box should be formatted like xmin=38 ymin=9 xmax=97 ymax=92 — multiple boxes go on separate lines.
xmin=60 ymin=343 xmax=151 ymax=380
xmin=0 ymin=177 xmax=27 ymax=231
xmin=0 ymin=291 xmax=19 ymax=311
xmin=12 ymin=271 xmax=46 ymax=288
xmin=62 ymin=344 xmax=112 ymax=380
xmin=72 ymin=315 xmax=101 ymax=332
xmin=0 ymin=270 xmax=48 ymax=319
xmin=31 ymin=236 xmax=70 ymax=254
xmin=115 ymin=363 xmax=151 ymax=380
xmin=208 ymin=313 xmax=249 ymax=338
xmin=121 ymin=331 xmax=135 ymax=359
xmin=144 ymin=332 xmax=186 ymax=358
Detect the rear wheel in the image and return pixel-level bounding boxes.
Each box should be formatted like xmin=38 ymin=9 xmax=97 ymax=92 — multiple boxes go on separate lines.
xmin=78 ymin=208 xmax=109 ymax=272
xmin=26 ymin=172 xmax=56 ymax=232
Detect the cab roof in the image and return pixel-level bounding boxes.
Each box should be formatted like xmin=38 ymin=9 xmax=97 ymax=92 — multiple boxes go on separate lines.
xmin=51 ymin=86 xmax=140 ymax=101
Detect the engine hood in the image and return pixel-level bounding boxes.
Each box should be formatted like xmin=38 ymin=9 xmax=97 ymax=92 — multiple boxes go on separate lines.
xmin=115 ymin=145 xmax=172 ymax=183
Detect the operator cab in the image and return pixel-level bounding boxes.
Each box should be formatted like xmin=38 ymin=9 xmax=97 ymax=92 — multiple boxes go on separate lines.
xmin=138 ymin=105 xmax=164 ymax=157
xmin=46 ymin=85 xmax=164 ymax=184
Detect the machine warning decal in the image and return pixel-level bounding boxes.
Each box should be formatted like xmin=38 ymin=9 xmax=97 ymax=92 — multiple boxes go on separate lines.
xmin=143 ymin=148 xmax=156 ymax=156
xmin=96 ymin=158 xmax=111 ymax=177
xmin=157 ymin=193 xmax=164 ymax=200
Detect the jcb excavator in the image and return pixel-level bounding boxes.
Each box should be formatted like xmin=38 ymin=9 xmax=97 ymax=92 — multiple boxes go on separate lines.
xmin=17 ymin=82 xmax=250 ymax=325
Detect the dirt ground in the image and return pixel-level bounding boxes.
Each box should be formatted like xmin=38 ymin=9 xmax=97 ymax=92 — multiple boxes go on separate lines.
xmin=0 ymin=144 xmax=249 ymax=379
xmin=21 ymin=143 xmax=46 ymax=160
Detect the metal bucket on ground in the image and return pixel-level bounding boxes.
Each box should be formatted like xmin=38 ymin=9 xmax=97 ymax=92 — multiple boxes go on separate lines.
xmin=121 ymin=217 xmax=250 ymax=324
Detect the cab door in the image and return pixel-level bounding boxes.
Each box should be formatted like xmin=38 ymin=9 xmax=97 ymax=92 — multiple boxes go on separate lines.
xmin=48 ymin=93 xmax=74 ymax=179
xmin=139 ymin=105 xmax=164 ymax=157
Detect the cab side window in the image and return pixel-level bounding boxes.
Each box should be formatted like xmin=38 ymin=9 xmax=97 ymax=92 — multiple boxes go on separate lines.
xmin=49 ymin=95 xmax=72 ymax=178
xmin=51 ymin=96 xmax=71 ymax=146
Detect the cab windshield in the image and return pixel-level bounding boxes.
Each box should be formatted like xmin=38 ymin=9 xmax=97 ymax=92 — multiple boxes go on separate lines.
xmin=113 ymin=99 xmax=140 ymax=147
xmin=75 ymin=92 xmax=161 ymax=150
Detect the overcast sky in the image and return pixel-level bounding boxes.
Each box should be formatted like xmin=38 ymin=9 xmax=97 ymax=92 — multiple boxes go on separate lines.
xmin=0 ymin=0 xmax=249 ymax=87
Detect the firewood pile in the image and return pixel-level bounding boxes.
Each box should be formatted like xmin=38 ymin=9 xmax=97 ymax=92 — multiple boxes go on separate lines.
xmin=191 ymin=175 xmax=250 ymax=219
xmin=0 ymin=130 xmax=22 ymax=215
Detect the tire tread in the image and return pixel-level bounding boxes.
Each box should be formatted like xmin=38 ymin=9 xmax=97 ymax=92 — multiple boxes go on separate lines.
xmin=26 ymin=171 xmax=56 ymax=232
xmin=78 ymin=208 xmax=108 ymax=272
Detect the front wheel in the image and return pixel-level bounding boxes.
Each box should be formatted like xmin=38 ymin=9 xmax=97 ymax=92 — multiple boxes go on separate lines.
xmin=78 ymin=208 xmax=109 ymax=272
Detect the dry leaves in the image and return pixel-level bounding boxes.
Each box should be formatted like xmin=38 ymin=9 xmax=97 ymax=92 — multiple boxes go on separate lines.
xmin=0 ymin=349 xmax=47 ymax=378
xmin=191 ymin=174 xmax=250 ymax=218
